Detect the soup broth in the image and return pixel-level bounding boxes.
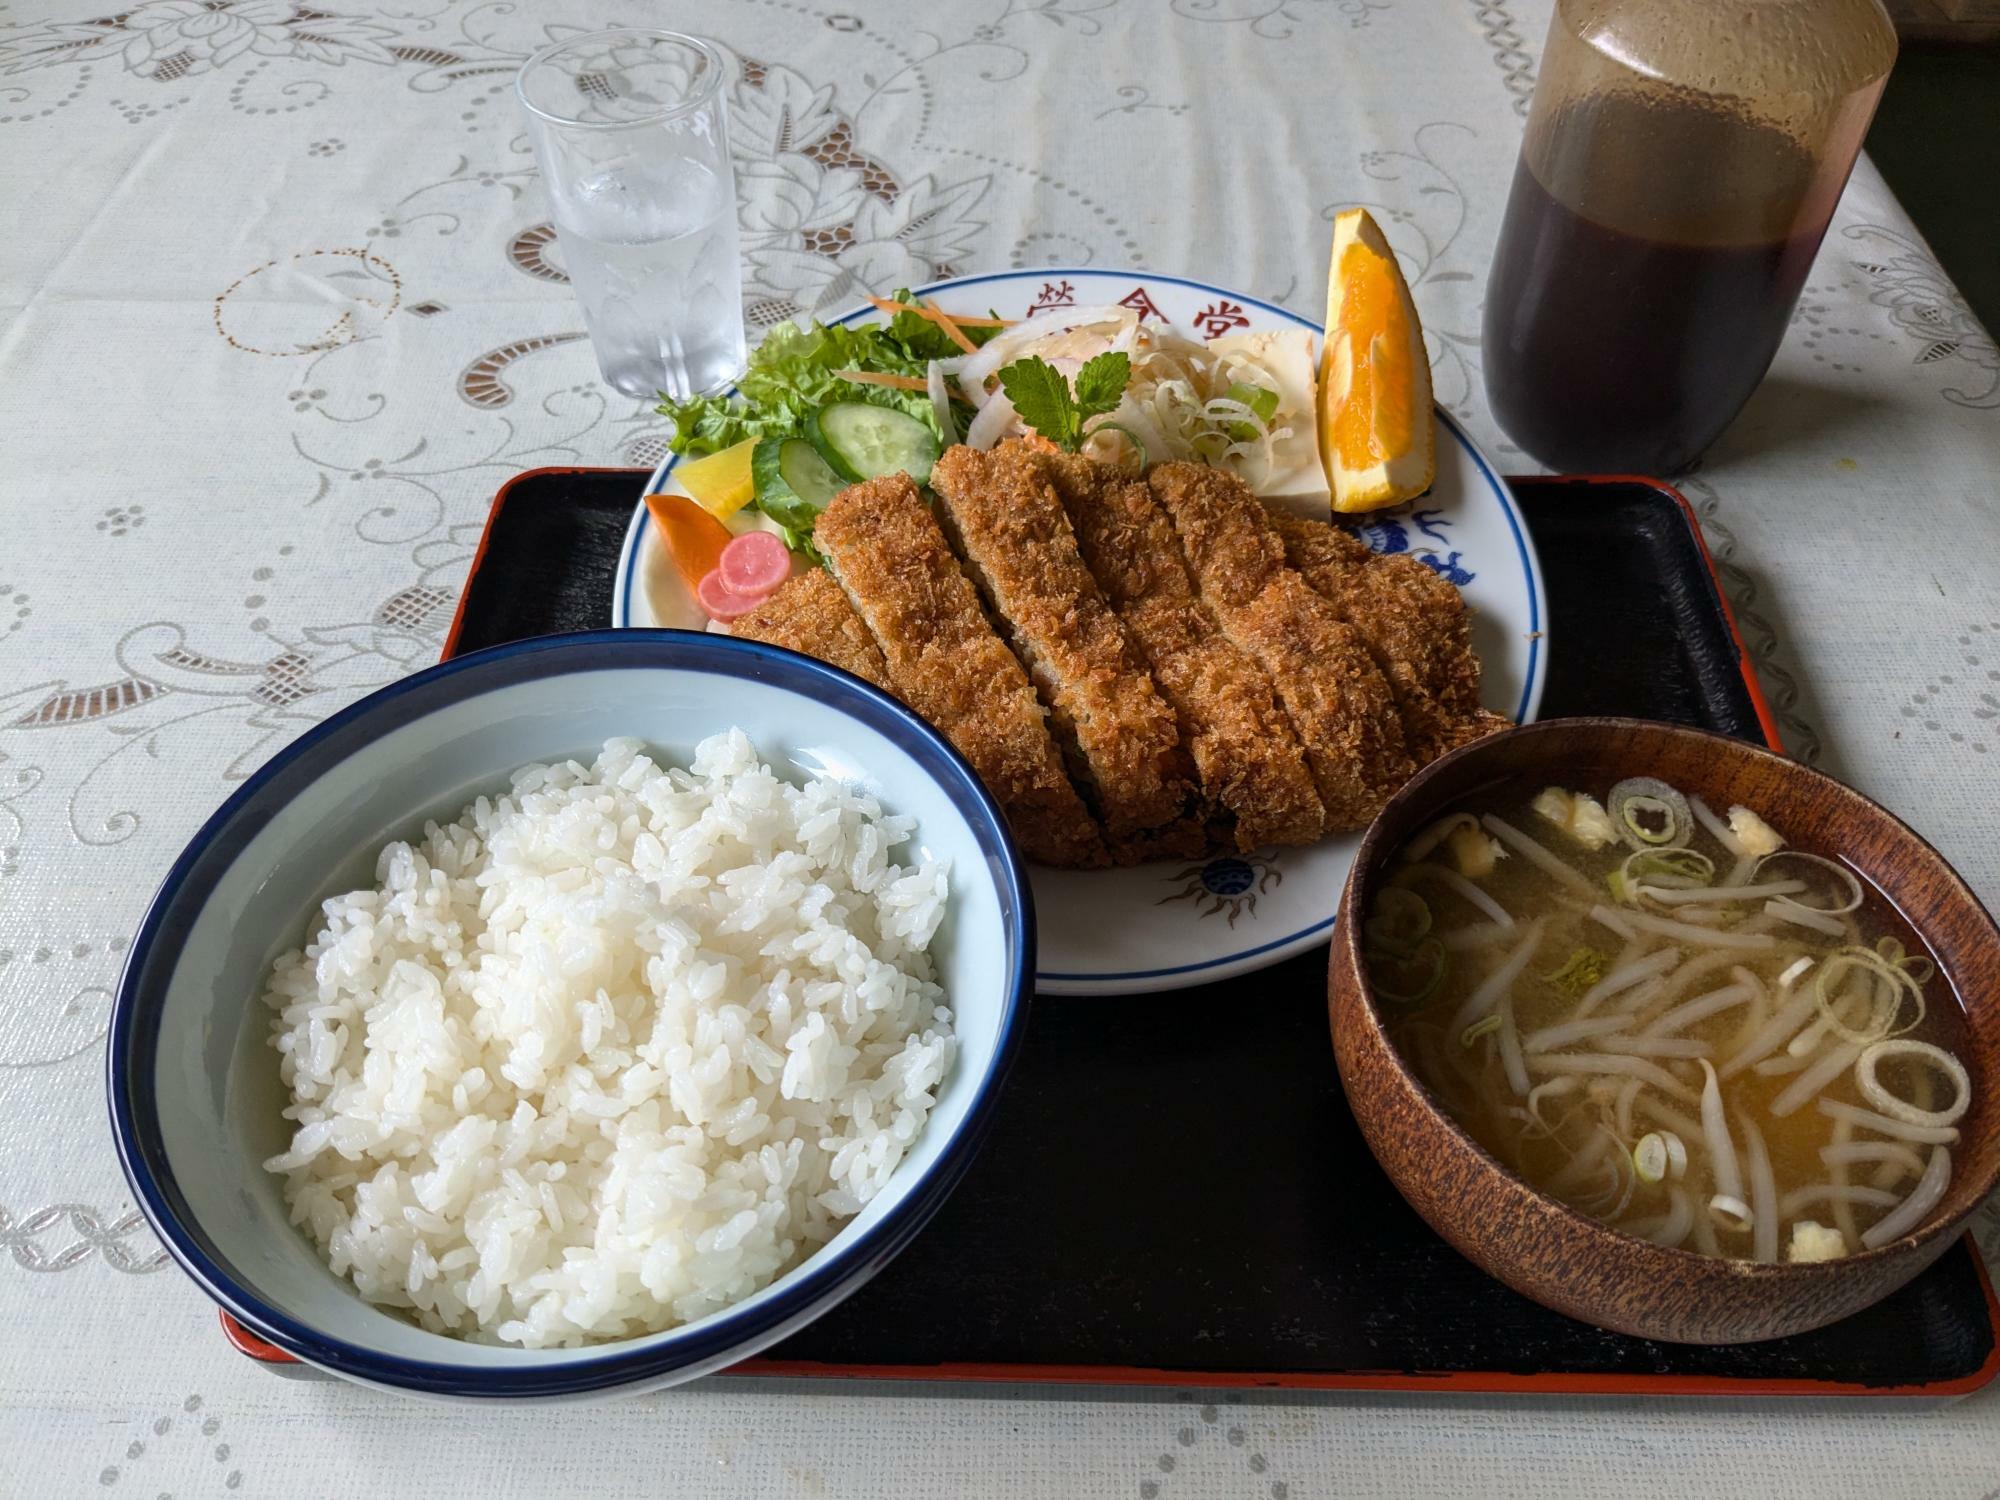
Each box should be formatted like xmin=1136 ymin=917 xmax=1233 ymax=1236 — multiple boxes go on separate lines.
xmin=1370 ymin=775 xmax=1971 ymax=1262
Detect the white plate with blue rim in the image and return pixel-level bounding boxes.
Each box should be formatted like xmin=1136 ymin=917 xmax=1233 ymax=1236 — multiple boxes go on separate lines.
xmin=613 ymin=268 xmax=1547 ymax=996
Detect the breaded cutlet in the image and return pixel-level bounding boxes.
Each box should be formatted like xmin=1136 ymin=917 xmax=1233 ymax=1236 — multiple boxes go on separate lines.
xmin=1271 ymin=513 xmax=1509 ymax=763
xmin=1146 ymin=462 xmax=1412 ymax=829
xmin=732 ymin=569 xmax=893 ymax=693
xmin=813 ymin=473 xmax=1107 ymax=868
xmin=930 ymin=444 xmax=1188 ymax=841
xmin=1035 ymin=448 xmax=1326 ymax=850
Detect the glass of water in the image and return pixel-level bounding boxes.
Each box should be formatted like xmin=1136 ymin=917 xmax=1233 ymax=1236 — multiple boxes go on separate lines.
xmin=517 ymin=29 xmax=746 ymax=400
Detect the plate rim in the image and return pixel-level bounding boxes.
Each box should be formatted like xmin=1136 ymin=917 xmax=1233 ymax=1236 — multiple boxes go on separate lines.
xmin=610 ymin=266 xmax=1547 ymax=993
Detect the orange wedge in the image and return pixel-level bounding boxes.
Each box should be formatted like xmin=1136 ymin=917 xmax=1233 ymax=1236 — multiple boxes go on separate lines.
xmin=1318 ymin=208 xmax=1434 ymax=513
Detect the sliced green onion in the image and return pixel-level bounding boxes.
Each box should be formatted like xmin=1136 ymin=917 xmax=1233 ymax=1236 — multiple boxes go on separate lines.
xmin=1365 ymin=887 xmax=1433 ymax=955
xmin=1634 ymin=1133 xmax=1669 ymax=1184
xmin=1856 ymin=1039 xmax=1970 ymax=1128
xmin=1369 ymin=936 xmax=1448 ymax=1008
xmin=1608 ymin=778 xmax=1692 ymax=850
xmin=1221 ymin=381 xmax=1280 ymax=442
xmin=1622 ymin=847 xmax=1715 ymax=891
xmin=1661 ymin=1130 xmax=1689 ymax=1179
xmin=1541 ymin=947 xmax=1608 ymax=998
xmin=1812 ymin=946 xmax=1925 ymax=1044
xmin=1082 ymin=419 xmax=1148 ymax=470
xmin=1708 ymin=1193 xmax=1755 ymax=1232
xmin=1460 ymin=1013 xmax=1502 ymax=1047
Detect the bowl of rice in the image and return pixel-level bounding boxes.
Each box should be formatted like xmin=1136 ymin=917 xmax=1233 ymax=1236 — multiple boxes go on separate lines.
xmin=107 ymin=630 xmax=1033 ymax=1401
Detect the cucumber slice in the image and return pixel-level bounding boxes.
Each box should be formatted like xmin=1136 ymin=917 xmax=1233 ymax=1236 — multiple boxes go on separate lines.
xmin=806 ymin=401 xmax=940 ymax=485
xmin=752 ymin=436 xmax=843 ymax=532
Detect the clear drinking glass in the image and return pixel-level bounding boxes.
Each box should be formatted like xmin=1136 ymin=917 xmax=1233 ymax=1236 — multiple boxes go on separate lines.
xmin=517 ymin=29 xmax=746 ymax=401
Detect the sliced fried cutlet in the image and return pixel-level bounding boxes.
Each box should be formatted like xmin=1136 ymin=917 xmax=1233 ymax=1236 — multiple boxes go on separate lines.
xmin=930 ymin=444 xmax=1187 ymax=841
xmin=813 ymin=474 xmax=1106 ymax=869
xmin=732 ymin=570 xmax=893 ymax=693
xmin=1272 ymin=512 xmax=1509 ymax=763
xmin=1035 ymin=448 xmax=1325 ymax=850
xmin=1147 ymin=462 xmax=1412 ymax=829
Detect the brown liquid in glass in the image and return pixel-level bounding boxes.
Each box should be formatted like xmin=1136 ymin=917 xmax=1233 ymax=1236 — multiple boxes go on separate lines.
xmin=1483 ymin=96 xmax=1832 ymax=476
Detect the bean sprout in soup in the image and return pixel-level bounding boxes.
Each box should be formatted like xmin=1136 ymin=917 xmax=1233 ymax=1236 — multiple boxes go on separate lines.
xmin=1367 ymin=777 xmax=1971 ymax=1262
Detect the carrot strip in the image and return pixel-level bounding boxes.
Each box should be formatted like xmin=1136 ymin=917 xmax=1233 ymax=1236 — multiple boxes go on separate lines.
xmin=923 ymin=298 xmax=979 ymax=353
xmin=865 ymin=292 xmax=1014 ymax=339
xmin=835 ymin=368 xmax=930 ymax=391
xmin=646 ymin=492 xmax=733 ymax=598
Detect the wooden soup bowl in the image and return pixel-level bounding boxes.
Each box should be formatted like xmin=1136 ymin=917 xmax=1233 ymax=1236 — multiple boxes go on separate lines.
xmin=1328 ymin=718 xmax=2000 ymax=1344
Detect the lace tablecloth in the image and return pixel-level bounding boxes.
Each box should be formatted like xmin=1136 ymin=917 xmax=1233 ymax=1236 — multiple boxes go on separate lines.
xmin=4 ymin=0 xmax=1999 ymax=1492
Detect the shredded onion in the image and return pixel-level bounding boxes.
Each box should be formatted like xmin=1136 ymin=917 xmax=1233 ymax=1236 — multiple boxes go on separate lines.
xmin=1751 ymin=851 xmax=1863 ymax=914
xmin=1403 ymin=813 xmax=1478 ymax=863
xmin=1635 ymin=1186 xmax=1695 ymax=1249
xmin=1640 ymin=880 xmax=1803 ymax=906
xmin=964 ymin=388 xmax=1017 ymax=449
xmin=1719 ymin=981 xmax=1820 ymax=1078
xmin=952 ymin=305 xmax=1133 ymax=396
xmin=1769 ymin=1040 xmax=1864 ymax=1118
xmin=1414 ymin=865 xmax=1513 ymax=929
xmin=1860 ymin=1145 xmax=1952 ymax=1249
xmin=1780 ymin=1184 xmax=1899 ymax=1216
xmin=1764 ymin=899 xmax=1846 ymax=937
xmin=1821 ymin=1141 xmax=1928 ymax=1176
xmin=1442 ymin=922 xmax=1512 ymax=952
xmin=1574 ymin=946 xmax=1684 ymax=1018
xmin=1740 ymin=1114 xmax=1779 ymax=1262
xmin=1698 ymin=1060 xmax=1745 ymax=1207
xmin=1708 ymin=1194 xmax=1754 ymax=1233
xmin=1588 ymin=1034 xmax=1710 ymax=1058
xmin=1445 ymin=920 xmax=1545 ymax=1040
xmin=1642 ymin=981 xmax=1756 ymax=1038
xmin=1688 ymin=796 xmax=1744 ymax=856
xmin=1524 ymin=1053 xmax=1699 ymax=1103
xmin=1481 ymin=815 xmax=1597 ymax=895
xmin=1816 ymin=1098 xmax=1961 ymax=1146
xmin=1496 ymin=988 xmax=1530 ymax=1097
xmin=1524 ymin=1015 xmax=1631 ymax=1053
xmin=1589 ymin=906 xmax=1776 ymax=951
xmin=925 ymin=359 xmax=958 ymax=444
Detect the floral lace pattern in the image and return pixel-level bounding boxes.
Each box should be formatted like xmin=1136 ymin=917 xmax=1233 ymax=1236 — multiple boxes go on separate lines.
xmin=3 ymin=0 xmax=1999 ymax=1489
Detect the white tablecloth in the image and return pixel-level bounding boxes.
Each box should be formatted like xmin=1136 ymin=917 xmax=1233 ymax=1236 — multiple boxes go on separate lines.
xmin=4 ymin=0 xmax=1999 ymax=1491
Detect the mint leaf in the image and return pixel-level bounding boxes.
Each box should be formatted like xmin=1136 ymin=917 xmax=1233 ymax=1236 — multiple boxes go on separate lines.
xmin=996 ymin=352 xmax=1133 ymax=452
xmin=1073 ymin=351 xmax=1131 ymax=420
xmin=997 ymin=356 xmax=1080 ymax=449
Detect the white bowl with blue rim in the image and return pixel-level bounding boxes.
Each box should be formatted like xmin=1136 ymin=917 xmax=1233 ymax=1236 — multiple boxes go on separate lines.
xmin=611 ymin=268 xmax=1548 ymax=997
xmin=106 ymin=630 xmax=1034 ymax=1402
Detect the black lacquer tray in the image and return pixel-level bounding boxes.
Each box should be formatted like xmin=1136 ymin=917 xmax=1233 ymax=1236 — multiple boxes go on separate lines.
xmin=224 ymin=471 xmax=1998 ymax=1397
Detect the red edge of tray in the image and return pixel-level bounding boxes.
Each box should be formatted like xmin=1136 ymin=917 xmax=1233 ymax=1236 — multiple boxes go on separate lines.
xmin=228 ymin=467 xmax=1999 ymax=1398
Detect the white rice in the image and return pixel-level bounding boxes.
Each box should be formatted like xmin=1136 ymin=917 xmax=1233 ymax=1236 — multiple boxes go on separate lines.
xmin=260 ymin=730 xmax=954 ymax=1348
